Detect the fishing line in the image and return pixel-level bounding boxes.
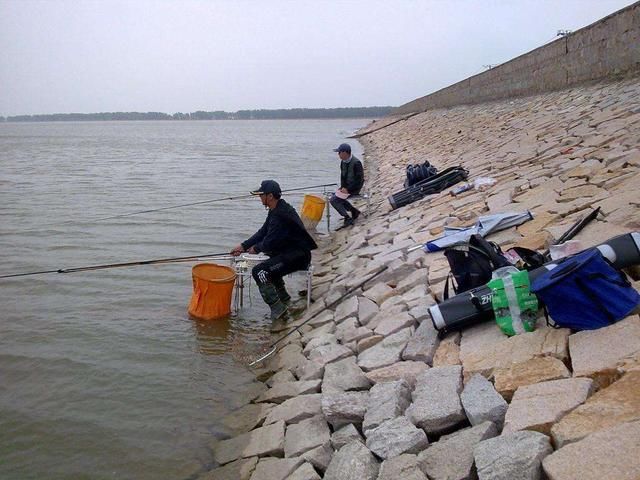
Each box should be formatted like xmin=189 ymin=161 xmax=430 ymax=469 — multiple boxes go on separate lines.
xmin=0 ymin=252 xmax=232 ymax=279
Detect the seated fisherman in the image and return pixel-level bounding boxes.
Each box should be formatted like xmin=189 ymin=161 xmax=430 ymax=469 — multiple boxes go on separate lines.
xmin=230 ymin=180 xmax=318 ymax=320
xmin=329 ymin=143 xmax=365 ymax=228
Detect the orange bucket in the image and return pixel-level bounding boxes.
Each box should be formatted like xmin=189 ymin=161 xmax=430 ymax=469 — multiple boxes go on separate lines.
xmin=188 ymin=263 xmax=237 ymax=320
xmin=300 ymin=194 xmax=326 ymax=230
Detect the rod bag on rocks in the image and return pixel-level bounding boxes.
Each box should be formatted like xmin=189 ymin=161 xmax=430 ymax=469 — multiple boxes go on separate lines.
xmin=388 ymin=166 xmax=469 ymax=209
xmin=530 ymin=248 xmax=640 ymax=330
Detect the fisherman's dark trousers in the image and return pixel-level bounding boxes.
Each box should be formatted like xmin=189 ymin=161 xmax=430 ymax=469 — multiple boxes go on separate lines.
xmin=251 ymin=250 xmax=311 ymax=285
xmin=329 ymin=194 xmax=356 ymax=218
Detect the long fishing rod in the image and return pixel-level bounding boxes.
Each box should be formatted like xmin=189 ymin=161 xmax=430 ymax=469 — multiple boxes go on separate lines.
xmin=249 ymin=265 xmax=388 ymax=366
xmin=0 ymin=252 xmax=232 ymax=279
xmin=93 ymin=182 xmax=338 ymax=222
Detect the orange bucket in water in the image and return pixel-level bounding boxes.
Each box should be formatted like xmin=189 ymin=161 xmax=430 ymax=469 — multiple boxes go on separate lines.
xmin=300 ymin=194 xmax=326 ymax=230
xmin=188 ymin=263 xmax=236 ymax=320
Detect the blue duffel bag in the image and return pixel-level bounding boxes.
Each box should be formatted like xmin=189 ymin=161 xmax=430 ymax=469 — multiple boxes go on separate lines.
xmin=531 ymin=248 xmax=640 ymax=330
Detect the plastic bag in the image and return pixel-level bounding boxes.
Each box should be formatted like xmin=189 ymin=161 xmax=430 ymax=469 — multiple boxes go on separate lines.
xmin=473 ymin=177 xmax=497 ymax=191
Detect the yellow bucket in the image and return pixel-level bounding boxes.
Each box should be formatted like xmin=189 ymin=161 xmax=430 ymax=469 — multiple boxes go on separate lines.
xmin=188 ymin=263 xmax=236 ymax=320
xmin=300 ymin=194 xmax=326 ymax=230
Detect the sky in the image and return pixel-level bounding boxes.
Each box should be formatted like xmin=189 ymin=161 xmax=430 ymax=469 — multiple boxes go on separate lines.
xmin=0 ymin=0 xmax=635 ymax=116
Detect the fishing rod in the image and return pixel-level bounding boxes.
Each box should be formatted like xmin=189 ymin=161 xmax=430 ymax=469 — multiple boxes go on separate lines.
xmin=0 ymin=252 xmax=232 ymax=279
xmin=249 ymin=265 xmax=389 ymax=366
xmin=93 ymin=182 xmax=338 ymax=222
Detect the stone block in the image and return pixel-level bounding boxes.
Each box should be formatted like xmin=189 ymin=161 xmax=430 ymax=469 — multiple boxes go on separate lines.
xmin=551 ymin=371 xmax=640 ymax=447
xmin=300 ymin=442 xmax=333 ymax=474
xmin=365 ymin=360 xmax=429 ymax=388
xmin=363 ymin=282 xmax=395 ymax=305
xmin=331 ymin=423 xmax=364 ymax=450
xmin=474 ymin=430 xmax=552 ymax=480
xmin=222 ymin=403 xmax=275 ymax=434
xmin=358 ymin=296 xmax=379 ymax=324
xmin=213 ymin=420 xmax=285 ymax=465
xmin=255 ymin=380 xmax=322 ymax=404
xmin=295 ymin=360 xmax=325 ymax=381
xmin=365 ymin=416 xmax=429 ymax=460
xmin=503 ymin=378 xmax=594 ymax=435
xmin=433 ymin=331 xmax=461 ymax=367
xmin=406 ymin=365 xmax=467 ymax=435
xmin=202 ymin=456 xmax=257 ymax=480
xmin=303 ymin=333 xmax=337 ymax=356
xmin=322 ymin=356 xmax=371 ymax=394
xmin=357 ymin=334 xmax=384 ymax=353
xmin=264 ymin=394 xmax=322 ymax=425
xmin=569 ymin=316 xmax=640 ymax=390
xmin=321 ymin=391 xmax=369 ymax=429
xmin=335 ymin=296 xmax=359 ymax=323
xmin=417 ymin=421 xmax=498 ymax=480
xmin=323 ymin=441 xmax=380 ymax=480
xmin=493 ymin=356 xmax=571 ymax=401
xmin=287 ymin=462 xmax=321 ymax=480
xmin=374 ymin=311 xmax=416 ymax=336
xmin=543 ymin=421 xmax=640 ymax=480
xmin=266 ymin=369 xmax=296 ymax=387
xmin=249 ymin=457 xmax=304 ymax=480
xmin=307 ymin=343 xmax=353 ymax=366
xmin=363 ymin=379 xmax=412 ymax=434
xmin=461 ymin=374 xmax=508 ymax=429
xmin=357 ymin=327 xmax=413 ymax=372
xmin=284 ymin=415 xmax=331 ymax=458
xmin=377 ymin=454 xmax=428 ymax=480
xmin=402 ymin=319 xmax=440 ymax=365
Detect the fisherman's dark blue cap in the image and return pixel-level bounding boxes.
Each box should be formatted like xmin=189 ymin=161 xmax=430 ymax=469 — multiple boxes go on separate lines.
xmin=251 ymin=179 xmax=281 ymax=195
xmin=333 ymin=143 xmax=351 ymax=153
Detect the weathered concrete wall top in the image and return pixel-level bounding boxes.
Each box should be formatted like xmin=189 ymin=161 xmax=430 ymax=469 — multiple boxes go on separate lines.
xmin=395 ymin=1 xmax=640 ymax=114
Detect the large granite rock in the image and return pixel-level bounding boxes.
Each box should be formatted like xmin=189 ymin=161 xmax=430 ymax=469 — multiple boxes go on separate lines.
xmin=308 ymin=343 xmax=353 ymax=367
xmin=303 ymin=333 xmax=337 ymax=355
xmin=222 ymin=403 xmax=276 ymax=434
xmin=377 ymin=454 xmax=428 ymax=480
xmin=322 ymin=356 xmax=371 ymax=393
xmin=503 ymin=378 xmax=594 ymax=435
xmin=543 ymin=421 xmax=640 ymax=480
xmin=334 ymin=296 xmax=359 ymax=322
xmin=331 ymin=423 xmax=364 ymax=450
xmin=321 ymin=391 xmax=369 ymax=429
xmin=362 ymin=379 xmax=412 ymax=434
xmin=264 ymin=394 xmax=322 ymax=425
xmin=202 ymin=456 xmax=258 ymax=480
xmin=249 ymin=457 xmax=304 ymax=480
xmin=255 ymin=380 xmax=322 ymax=404
xmin=551 ymin=370 xmax=640 ymax=447
xmin=213 ymin=420 xmax=285 ymax=465
xmin=357 ymin=327 xmax=413 ymax=371
xmin=417 ymin=421 xmax=498 ymax=480
xmin=284 ymin=415 xmax=331 ymax=457
xmin=402 ymin=318 xmax=440 ymax=365
xmin=433 ymin=331 xmax=461 ymax=367
xmin=364 ymin=360 xmax=429 ymax=387
xmin=358 ymin=296 xmax=380 ymax=325
xmin=363 ymin=282 xmax=396 ymax=306
xmin=493 ymin=356 xmax=571 ymax=401
xmin=374 ymin=311 xmax=416 ymax=336
xmin=365 ymin=416 xmax=429 ymax=460
xmin=569 ymin=316 xmax=640 ymax=389
xmin=460 ymin=374 xmax=508 ymax=429
xmin=270 ymin=343 xmax=308 ymax=374
xmin=461 ymin=326 xmax=570 ymax=381
xmin=474 ymin=430 xmax=552 ymax=480
xmin=323 ymin=441 xmax=380 ymax=480
xmin=301 ymin=442 xmax=333 ymax=474
xmin=406 ymin=365 xmax=467 ymax=435
xmin=287 ymin=462 xmax=321 ymax=480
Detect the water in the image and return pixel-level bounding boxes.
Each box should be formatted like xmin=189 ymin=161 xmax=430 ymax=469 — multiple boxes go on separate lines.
xmin=0 ymin=119 xmax=368 ymax=480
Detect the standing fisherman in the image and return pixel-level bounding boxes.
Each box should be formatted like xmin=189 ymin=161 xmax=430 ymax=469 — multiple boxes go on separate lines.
xmin=329 ymin=143 xmax=364 ymax=228
xmin=230 ymin=180 xmax=317 ymax=320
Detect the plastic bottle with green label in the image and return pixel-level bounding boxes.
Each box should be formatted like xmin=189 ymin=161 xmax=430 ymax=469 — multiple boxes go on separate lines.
xmin=488 ymin=266 xmax=538 ymax=336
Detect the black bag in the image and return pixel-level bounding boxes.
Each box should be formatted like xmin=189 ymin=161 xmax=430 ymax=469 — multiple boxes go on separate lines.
xmin=443 ymin=234 xmax=511 ymax=300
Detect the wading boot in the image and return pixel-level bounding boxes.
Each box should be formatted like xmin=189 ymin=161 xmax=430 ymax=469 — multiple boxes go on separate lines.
xmin=272 ymin=277 xmax=292 ymax=305
xmin=257 ymin=281 xmax=289 ymax=321
xmin=350 ymin=207 xmax=361 ymax=222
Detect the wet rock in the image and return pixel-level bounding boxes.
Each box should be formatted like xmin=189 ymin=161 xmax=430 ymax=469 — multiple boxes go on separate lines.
xmin=213 ymin=420 xmax=285 ymax=465
xmin=543 ymin=421 xmax=640 ymax=480
xmin=249 ymin=457 xmax=304 ymax=480
xmin=301 ymin=322 xmax=336 ymax=344
xmin=402 ymin=319 xmax=440 ymax=365
xmin=302 ymin=333 xmax=337 ymax=355
xmin=322 ymin=356 xmax=371 ymax=394
xmin=322 ymin=391 xmax=369 ymax=429
xmin=287 ymin=462 xmax=321 ymax=480
xmin=284 ymin=415 xmax=331 ymax=458
xmin=266 ymin=369 xmax=296 ymax=387
xmin=323 ymin=440 xmax=379 ymax=480
xmin=364 ymin=360 xmax=429 ymax=388
xmin=270 ymin=343 xmax=308 ymax=374
xmin=331 ymin=423 xmax=364 ymax=450
xmin=569 ymin=316 xmax=640 ymax=389
xmin=374 ymin=311 xmax=416 ymax=336
xmin=474 ymin=430 xmax=552 ymax=480
xmin=417 ymin=421 xmax=498 ymax=480
xmin=357 ymin=327 xmax=413 ymax=372
xmin=551 ymin=371 xmax=640 ymax=447
xmin=460 ymin=374 xmax=508 ymax=429
xmin=255 ymin=380 xmax=322 ymax=404
xmin=264 ymin=394 xmax=322 ymax=425
xmin=362 ymin=379 xmax=412 ymax=434
xmin=222 ymin=403 xmax=276 ymax=434
xmin=406 ymin=365 xmax=466 ymax=435
xmin=493 ymin=356 xmax=571 ymax=401
xmin=503 ymin=378 xmax=593 ymax=435
xmin=201 ymin=456 xmax=258 ymax=480
xmin=365 ymin=416 xmax=429 ymax=460
xmin=377 ymin=454 xmax=427 ymax=480
xmin=308 ymin=343 xmax=353 ymax=366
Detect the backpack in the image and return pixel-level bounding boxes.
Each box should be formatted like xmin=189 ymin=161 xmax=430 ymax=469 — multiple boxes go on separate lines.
xmin=443 ymin=234 xmax=511 ymax=300
xmin=531 ymin=248 xmax=640 ymax=330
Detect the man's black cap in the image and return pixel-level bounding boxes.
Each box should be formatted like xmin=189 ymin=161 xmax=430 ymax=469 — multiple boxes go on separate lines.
xmin=333 ymin=143 xmax=351 ymax=154
xmin=250 ymin=179 xmax=282 ymax=195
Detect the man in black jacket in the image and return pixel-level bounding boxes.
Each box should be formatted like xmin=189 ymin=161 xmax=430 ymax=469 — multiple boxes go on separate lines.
xmin=230 ymin=180 xmax=318 ymax=320
xmin=329 ymin=143 xmax=364 ymax=228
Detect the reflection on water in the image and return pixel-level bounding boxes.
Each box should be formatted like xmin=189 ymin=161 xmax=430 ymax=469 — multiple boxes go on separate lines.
xmin=0 ymin=119 xmax=367 ymax=480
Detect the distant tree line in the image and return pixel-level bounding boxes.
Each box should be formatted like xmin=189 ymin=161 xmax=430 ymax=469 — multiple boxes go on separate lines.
xmin=2 ymin=107 xmax=394 ymax=122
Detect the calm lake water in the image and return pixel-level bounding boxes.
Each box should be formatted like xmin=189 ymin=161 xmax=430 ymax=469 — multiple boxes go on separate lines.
xmin=0 ymin=119 xmax=367 ymax=480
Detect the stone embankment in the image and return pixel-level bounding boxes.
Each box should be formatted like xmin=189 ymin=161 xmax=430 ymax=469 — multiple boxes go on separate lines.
xmin=204 ymin=75 xmax=640 ymax=480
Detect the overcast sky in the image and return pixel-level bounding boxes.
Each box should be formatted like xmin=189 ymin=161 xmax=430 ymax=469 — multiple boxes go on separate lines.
xmin=0 ymin=0 xmax=635 ymax=116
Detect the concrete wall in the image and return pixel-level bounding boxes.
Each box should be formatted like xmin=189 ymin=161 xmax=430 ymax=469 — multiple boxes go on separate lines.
xmin=395 ymin=1 xmax=640 ymax=114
